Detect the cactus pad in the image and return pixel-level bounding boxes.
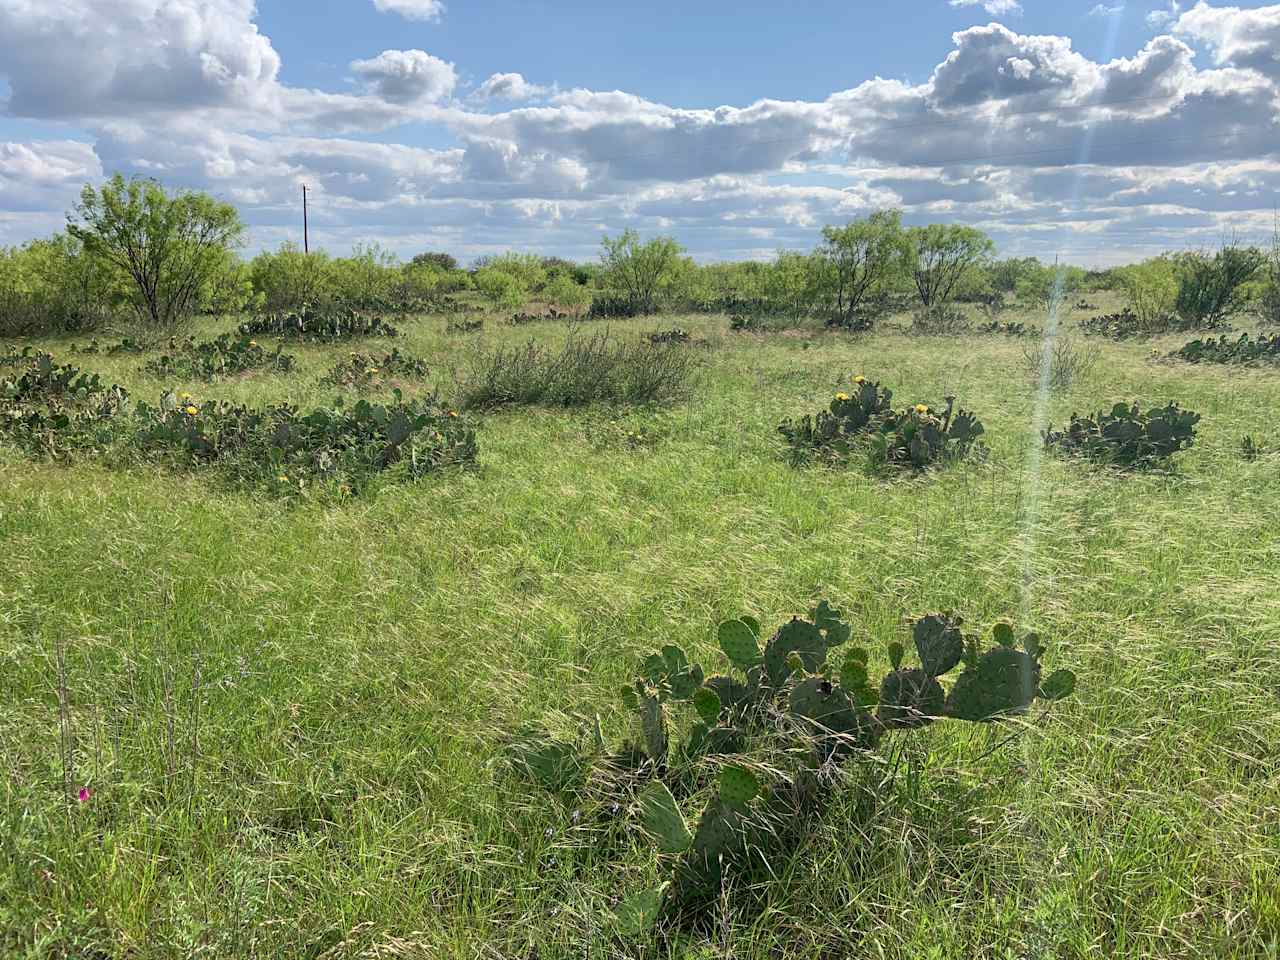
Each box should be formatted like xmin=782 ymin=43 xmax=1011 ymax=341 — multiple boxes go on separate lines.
xmin=876 ymin=668 xmax=945 ymax=730
xmin=944 ymin=646 xmax=1042 ymax=721
xmin=913 ymin=613 xmax=965 ymax=677
xmin=637 ymin=780 xmax=692 ymax=853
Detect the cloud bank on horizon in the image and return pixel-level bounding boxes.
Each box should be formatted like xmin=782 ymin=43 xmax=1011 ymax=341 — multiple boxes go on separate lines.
xmin=0 ymin=0 xmax=1277 ymax=265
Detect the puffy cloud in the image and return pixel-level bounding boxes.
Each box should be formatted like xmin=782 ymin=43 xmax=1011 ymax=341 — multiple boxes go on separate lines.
xmin=928 ymin=24 xmax=1098 ymax=109
xmin=949 ymin=0 xmax=1024 ymax=17
xmin=0 ymin=0 xmax=281 ymax=119
xmin=1 ymin=1 xmax=1278 ymax=263
xmin=1173 ymin=1 xmax=1280 ymax=79
xmin=1090 ymin=4 xmax=1126 ymax=15
xmin=371 ymin=0 xmax=446 ymax=21
xmin=350 ymin=50 xmax=457 ymax=104
xmin=473 ymin=73 xmax=549 ymax=101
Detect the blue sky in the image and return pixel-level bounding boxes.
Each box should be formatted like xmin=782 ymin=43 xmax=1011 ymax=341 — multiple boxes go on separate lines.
xmin=1 ymin=0 xmax=1278 ymax=265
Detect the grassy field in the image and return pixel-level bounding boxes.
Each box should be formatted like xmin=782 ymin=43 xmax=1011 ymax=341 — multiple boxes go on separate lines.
xmin=2 ymin=299 xmax=1279 ymax=959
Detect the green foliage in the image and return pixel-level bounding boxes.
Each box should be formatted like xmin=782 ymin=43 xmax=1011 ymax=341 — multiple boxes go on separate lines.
xmin=1174 ymin=241 xmax=1265 ymax=328
xmin=542 ymin=273 xmax=593 ymax=313
xmin=779 ymin=378 xmax=984 ymax=471
xmin=0 ymin=233 xmax=121 ymax=335
xmin=411 ymin=251 xmax=458 ymax=272
xmin=511 ymin=604 xmax=1077 ymax=926
xmin=72 ymin=337 xmax=152 ymax=356
xmin=1114 ymin=257 xmax=1178 ymax=331
xmin=320 ymin=349 xmax=432 ymax=389
xmin=1015 ymin=263 xmax=1085 ymax=312
xmin=1020 ymin=336 xmax=1099 ymax=393
xmin=249 ymin=243 xmax=335 ymax=312
xmin=1043 ymin=401 xmax=1201 ymax=468
xmin=473 ymin=267 xmax=527 ymax=311
xmin=907 ymin=224 xmax=995 ymax=307
xmin=598 ymin=230 xmax=685 ymax=316
xmin=239 ymin=305 xmax=401 ymax=342
xmin=143 ymin=334 xmax=295 ymax=383
xmin=1173 ymin=332 xmax=1280 ymax=365
xmin=68 ymin=174 xmax=244 ymax=328
xmin=454 ymin=329 xmax=697 ymax=410
xmin=814 ymin=210 xmax=911 ymax=327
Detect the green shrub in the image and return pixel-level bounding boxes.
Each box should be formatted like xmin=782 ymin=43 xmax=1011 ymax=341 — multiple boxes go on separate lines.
xmin=508 ymin=604 xmax=1076 ymax=925
xmin=1173 ymin=333 xmax=1280 ymax=365
xmin=1020 ymin=336 xmax=1099 ymax=393
xmin=455 ymin=329 xmax=697 ymax=410
xmin=0 ymin=235 xmax=120 ymax=336
xmin=1043 ymin=401 xmax=1200 ymax=468
xmin=1114 ymin=257 xmax=1177 ymax=331
xmin=132 ymin=390 xmax=475 ymax=493
xmin=143 ymin=334 xmax=295 ymax=382
xmin=238 ymin=305 xmax=401 ymax=343
xmin=474 ymin=267 xmax=527 ymax=311
xmin=779 ymin=377 xmax=985 ymax=471
xmin=1174 ymin=243 xmax=1265 ymax=329
xmin=320 ymin=348 xmax=430 ymax=389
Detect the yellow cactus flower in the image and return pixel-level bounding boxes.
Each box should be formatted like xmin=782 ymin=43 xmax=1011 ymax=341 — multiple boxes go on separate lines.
xmin=915 ymin=403 xmax=929 ymax=414
xmin=178 ymin=391 xmax=192 ymax=401
xmin=248 ymin=340 xmax=258 ymax=347
xmin=184 ymin=405 xmax=198 ymax=415
xmin=448 ymin=410 xmax=458 ymax=418
xmin=853 ymin=375 xmax=866 ymax=384
xmin=365 ymin=367 xmax=379 ymax=375
xmin=278 ymin=475 xmax=288 ymax=482
xmin=834 ymin=392 xmax=849 ymax=401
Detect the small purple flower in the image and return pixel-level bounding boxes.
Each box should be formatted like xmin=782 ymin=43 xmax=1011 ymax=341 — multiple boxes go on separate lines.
xmin=77 ymin=787 xmax=92 ymax=803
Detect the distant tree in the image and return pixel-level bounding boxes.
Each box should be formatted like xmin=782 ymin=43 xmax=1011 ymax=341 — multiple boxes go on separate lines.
xmin=814 ymin=210 xmax=911 ymax=324
xmin=1114 ymin=257 xmax=1178 ymax=331
xmin=474 ymin=267 xmax=526 ymax=310
xmin=250 ymin=243 xmax=333 ymax=311
xmin=486 ymin=252 xmax=547 ymax=292
xmin=1174 ymin=237 xmax=1265 ymax=328
xmin=599 ymin=230 xmax=684 ymax=315
xmin=543 ymin=273 xmax=592 ymax=313
xmin=68 ymin=174 xmax=244 ymax=328
xmin=412 ymin=251 xmax=458 ymax=272
xmin=907 ymin=224 xmax=995 ymax=306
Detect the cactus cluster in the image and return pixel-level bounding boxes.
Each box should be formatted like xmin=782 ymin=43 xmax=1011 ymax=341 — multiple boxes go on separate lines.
xmin=238 ymin=305 xmax=401 ymax=342
xmin=644 ymin=328 xmax=703 ymax=346
xmin=132 ymin=388 xmax=476 ymax=490
xmin=507 ymin=309 xmax=571 ymax=326
xmin=446 ymin=317 xmax=484 ymax=334
xmin=508 ymin=602 xmax=1077 ymax=928
xmin=1078 ymin=309 xmax=1147 ymax=340
xmin=143 ymin=334 xmax=295 ymax=382
xmin=320 ymin=348 xmax=430 ymax=389
xmin=976 ymin=320 xmax=1039 ymax=337
xmin=1043 ymin=401 xmax=1201 ymax=468
xmin=1173 ymin=332 xmax=1280 ymax=365
xmin=0 ymin=352 xmax=130 ymax=457
xmin=779 ymin=377 xmax=985 ymax=472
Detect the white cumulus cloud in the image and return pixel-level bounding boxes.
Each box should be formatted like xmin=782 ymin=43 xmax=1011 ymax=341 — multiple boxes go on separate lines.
xmin=949 ymin=0 xmax=1024 ymax=17
xmin=351 ymin=50 xmax=457 ymax=103
xmin=371 ymin=0 xmax=446 ymax=22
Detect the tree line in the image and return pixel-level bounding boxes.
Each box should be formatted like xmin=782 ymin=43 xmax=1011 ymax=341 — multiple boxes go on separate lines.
xmin=2 ymin=174 xmax=1277 ymax=335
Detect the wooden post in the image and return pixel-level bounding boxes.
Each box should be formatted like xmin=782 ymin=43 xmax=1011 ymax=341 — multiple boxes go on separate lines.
xmin=302 ymin=184 xmax=310 ymax=254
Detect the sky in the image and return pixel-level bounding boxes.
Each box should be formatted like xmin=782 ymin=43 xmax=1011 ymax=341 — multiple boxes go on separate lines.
xmin=1 ymin=0 xmax=1278 ymax=266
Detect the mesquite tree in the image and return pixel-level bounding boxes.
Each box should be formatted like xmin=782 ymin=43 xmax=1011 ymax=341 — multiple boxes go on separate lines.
xmin=68 ymin=175 xmax=244 ymax=329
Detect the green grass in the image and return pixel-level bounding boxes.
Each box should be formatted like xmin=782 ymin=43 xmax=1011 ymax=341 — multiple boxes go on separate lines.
xmin=2 ymin=298 xmax=1279 ymax=958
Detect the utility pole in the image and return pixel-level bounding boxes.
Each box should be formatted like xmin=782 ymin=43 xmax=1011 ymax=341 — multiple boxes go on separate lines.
xmin=302 ymin=184 xmax=310 ymax=254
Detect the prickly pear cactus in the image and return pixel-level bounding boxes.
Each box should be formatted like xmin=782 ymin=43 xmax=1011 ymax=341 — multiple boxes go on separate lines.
xmin=944 ymin=645 xmax=1042 ymax=721
xmin=913 ymin=613 xmax=965 ymax=677
xmin=639 ymin=695 xmax=668 ymax=764
xmin=876 ymin=668 xmax=945 ymax=730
